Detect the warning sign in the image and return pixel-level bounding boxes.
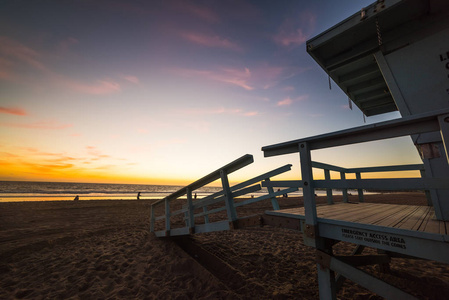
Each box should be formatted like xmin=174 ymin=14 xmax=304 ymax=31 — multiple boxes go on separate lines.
xmin=341 ymin=228 xmax=407 ymax=250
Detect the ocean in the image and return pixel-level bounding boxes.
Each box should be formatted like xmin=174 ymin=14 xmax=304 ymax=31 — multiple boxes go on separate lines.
xmin=0 ymin=181 xmax=349 ymax=202
xmin=0 ymin=181 xmax=224 ymax=202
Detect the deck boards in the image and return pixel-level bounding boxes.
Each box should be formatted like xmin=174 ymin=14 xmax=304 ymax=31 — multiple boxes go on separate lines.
xmin=271 ymin=203 xmax=448 ymax=235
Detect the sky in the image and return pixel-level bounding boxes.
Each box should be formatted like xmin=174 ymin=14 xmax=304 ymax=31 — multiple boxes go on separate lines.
xmin=0 ymin=0 xmax=423 ymax=186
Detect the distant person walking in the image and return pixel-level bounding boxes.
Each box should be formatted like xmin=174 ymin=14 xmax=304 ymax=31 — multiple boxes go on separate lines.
xmin=74 ymin=195 xmax=79 ymax=201
xmin=137 ymin=192 xmax=141 ymax=200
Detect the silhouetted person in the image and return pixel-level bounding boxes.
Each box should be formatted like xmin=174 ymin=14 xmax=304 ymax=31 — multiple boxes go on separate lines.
xmin=137 ymin=192 xmax=141 ymax=200
xmin=74 ymin=195 xmax=79 ymax=201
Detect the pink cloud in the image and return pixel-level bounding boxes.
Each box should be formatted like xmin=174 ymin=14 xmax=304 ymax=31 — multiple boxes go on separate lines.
xmin=0 ymin=37 xmax=121 ymax=95
xmin=277 ymin=95 xmax=308 ymax=106
xmin=171 ymin=67 xmax=253 ymax=90
xmin=273 ymin=12 xmax=316 ymax=48
xmin=274 ymin=29 xmax=308 ymax=47
xmin=182 ymin=107 xmax=258 ymax=118
xmin=0 ymin=120 xmax=72 ymax=129
xmin=0 ymin=36 xmax=47 ymax=71
xmin=56 ymin=77 xmax=121 ymax=95
xmin=171 ymin=62 xmax=309 ymax=91
xmin=176 ymin=2 xmax=219 ymax=23
xmin=181 ymin=32 xmax=243 ymax=52
xmin=122 ymin=75 xmax=140 ymax=84
xmin=244 ymin=111 xmax=259 ymax=117
xmin=0 ymin=106 xmax=27 ymax=116
xmin=278 ymin=97 xmax=293 ymax=106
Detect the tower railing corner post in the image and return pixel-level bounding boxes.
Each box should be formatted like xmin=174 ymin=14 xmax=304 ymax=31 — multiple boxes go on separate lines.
xmin=340 ymin=171 xmax=348 ymax=203
xmin=356 ymin=172 xmax=364 ymax=202
xmin=324 ymin=168 xmax=334 ymax=204
xmin=437 ymin=113 xmax=449 ymax=164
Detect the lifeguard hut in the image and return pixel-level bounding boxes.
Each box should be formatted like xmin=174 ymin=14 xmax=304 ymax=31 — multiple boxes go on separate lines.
xmin=262 ymin=0 xmax=449 ymax=298
xmin=306 ymin=0 xmax=449 ymax=220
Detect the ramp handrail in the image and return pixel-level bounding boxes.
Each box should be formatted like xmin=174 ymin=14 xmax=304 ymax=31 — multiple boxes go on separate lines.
xmin=150 ymin=154 xmax=297 ymax=237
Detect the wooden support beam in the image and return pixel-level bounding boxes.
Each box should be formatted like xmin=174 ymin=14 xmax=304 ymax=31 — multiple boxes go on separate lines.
xmin=316 ymin=250 xmax=418 ymax=300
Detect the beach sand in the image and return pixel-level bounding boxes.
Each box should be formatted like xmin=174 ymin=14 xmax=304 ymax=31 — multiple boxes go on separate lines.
xmin=1 ymin=193 xmax=448 ymax=299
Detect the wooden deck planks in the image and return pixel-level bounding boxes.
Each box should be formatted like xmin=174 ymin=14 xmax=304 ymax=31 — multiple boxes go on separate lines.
xmin=396 ymin=206 xmax=431 ymax=231
xmin=375 ymin=205 xmax=420 ymax=228
xmin=357 ymin=204 xmax=410 ymax=226
xmin=419 ymin=210 xmax=441 ymax=234
xmin=271 ymin=203 xmax=448 ymax=236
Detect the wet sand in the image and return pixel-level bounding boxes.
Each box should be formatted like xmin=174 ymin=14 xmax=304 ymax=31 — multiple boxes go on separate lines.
xmin=1 ymin=193 xmax=448 ymax=299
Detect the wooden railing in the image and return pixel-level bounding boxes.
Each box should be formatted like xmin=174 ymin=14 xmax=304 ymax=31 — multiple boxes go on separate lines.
xmin=311 ymin=161 xmax=426 ymax=204
xmin=262 ymin=108 xmax=449 ymax=223
xmin=150 ymin=154 xmax=297 ymax=237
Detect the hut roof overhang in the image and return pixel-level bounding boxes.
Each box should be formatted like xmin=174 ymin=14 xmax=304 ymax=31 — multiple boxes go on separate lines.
xmin=306 ymin=0 xmax=449 ymax=116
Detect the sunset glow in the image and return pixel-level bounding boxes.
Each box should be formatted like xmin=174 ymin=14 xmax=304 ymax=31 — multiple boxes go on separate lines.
xmin=0 ymin=1 xmax=423 ymax=185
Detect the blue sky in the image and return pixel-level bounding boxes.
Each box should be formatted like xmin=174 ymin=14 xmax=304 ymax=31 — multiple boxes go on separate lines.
xmin=0 ymin=0 xmax=422 ymax=185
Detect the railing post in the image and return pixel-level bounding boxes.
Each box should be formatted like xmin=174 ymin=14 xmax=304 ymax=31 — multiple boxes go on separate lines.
xmin=340 ymin=172 xmax=348 ymax=203
xmin=299 ymin=142 xmax=318 ymax=239
xmin=220 ymin=169 xmax=238 ymax=224
xmin=324 ymin=169 xmax=333 ymax=204
xmin=356 ymin=172 xmax=364 ymax=202
xmin=419 ymin=169 xmax=433 ymax=206
xmin=438 ymin=113 xmax=449 ymax=163
xmin=202 ymin=206 xmax=210 ymax=224
xmin=299 ymin=142 xmax=336 ymax=299
xmin=164 ymin=198 xmax=170 ymax=236
xmin=265 ymin=178 xmax=280 ymax=210
xmin=150 ymin=205 xmax=155 ymax=232
xmin=186 ymin=188 xmax=195 ymax=234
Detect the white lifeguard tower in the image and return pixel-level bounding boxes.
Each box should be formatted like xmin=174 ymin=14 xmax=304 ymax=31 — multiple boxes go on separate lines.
xmin=150 ymin=1 xmax=449 ymax=298
xmin=306 ymin=0 xmax=449 ymax=220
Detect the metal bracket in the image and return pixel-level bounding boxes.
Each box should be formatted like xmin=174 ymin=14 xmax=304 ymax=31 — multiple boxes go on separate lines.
xmin=316 ymin=250 xmax=332 ymax=269
xmin=305 ymin=223 xmax=317 ymax=239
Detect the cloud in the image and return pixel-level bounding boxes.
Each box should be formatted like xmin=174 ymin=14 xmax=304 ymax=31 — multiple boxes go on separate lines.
xmin=86 ymin=146 xmax=111 ymax=160
xmin=57 ymin=78 xmax=121 ymax=95
xmin=176 ymin=2 xmax=219 ymax=23
xmin=180 ymin=32 xmax=243 ymax=52
xmin=0 ymin=36 xmax=47 ymax=71
xmin=182 ymin=107 xmax=259 ymax=117
xmin=244 ymin=111 xmax=259 ymax=117
xmin=277 ymin=97 xmax=293 ymax=106
xmin=0 ymin=36 xmax=121 ymax=95
xmin=277 ymin=95 xmax=308 ymax=106
xmin=273 ymin=12 xmax=316 ymax=48
xmin=0 ymin=120 xmax=73 ymax=129
xmin=170 ymin=66 xmax=253 ymax=90
xmin=0 ymin=106 xmax=27 ymax=116
xmin=122 ymin=75 xmax=140 ymax=84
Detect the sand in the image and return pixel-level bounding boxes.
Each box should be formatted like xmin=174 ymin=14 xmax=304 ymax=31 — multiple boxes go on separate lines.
xmin=1 ymin=193 xmax=448 ymax=299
